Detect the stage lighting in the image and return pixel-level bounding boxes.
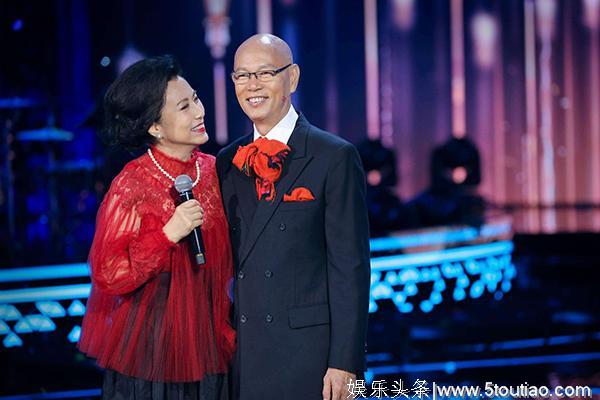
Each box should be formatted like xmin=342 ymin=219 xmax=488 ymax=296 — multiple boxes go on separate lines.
xmin=431 ymin=137 xmax=481 ymax=190
xmin=3 ymin=333 xmax=22 ymax=348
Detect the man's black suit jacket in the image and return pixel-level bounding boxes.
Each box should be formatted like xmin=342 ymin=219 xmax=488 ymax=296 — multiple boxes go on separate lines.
xmin=216 ymin=114 xmax=370 ymax=399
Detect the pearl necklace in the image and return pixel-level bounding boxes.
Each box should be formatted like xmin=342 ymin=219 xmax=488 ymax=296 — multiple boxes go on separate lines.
xmin=147 ymin=148 xmax=200 ymax=187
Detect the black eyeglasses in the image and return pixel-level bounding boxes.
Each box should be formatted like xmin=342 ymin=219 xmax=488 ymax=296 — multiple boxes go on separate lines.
xmin=231 ymin=64 xmax=292 ymax=84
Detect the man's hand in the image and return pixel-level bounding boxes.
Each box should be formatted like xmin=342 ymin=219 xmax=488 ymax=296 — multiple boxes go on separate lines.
xmin=322 ymin=368 xmax=356 ymax=400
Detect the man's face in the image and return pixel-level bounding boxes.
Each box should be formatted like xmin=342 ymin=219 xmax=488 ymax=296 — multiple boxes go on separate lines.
xmin=233 ymin=43 xmax=299 ymax=133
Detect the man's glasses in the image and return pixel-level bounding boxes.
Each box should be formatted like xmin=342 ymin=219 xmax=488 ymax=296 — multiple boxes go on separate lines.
xmin=231 ymin=64 xmax=292 ymax=84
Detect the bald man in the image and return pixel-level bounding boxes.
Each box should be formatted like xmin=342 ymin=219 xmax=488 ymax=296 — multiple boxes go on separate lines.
xmin=216 ymin=34 xmax=370 ymax=400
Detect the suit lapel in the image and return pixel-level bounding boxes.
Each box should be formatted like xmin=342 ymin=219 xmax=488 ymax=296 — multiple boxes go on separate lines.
xmin=239 ymin=116 xmax=313 ymax=266
xmin=231 ymin=134 xmax=257 ymax=226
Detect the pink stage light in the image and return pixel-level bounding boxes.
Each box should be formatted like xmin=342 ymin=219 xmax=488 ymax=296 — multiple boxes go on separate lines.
xmin=392 ymin=0 xmax=416 ymax=31
xmin=471 ymin=13 xmax=497 ymax=69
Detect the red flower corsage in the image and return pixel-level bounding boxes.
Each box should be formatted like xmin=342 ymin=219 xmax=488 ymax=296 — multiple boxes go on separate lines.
xmin=232 ymin=137 xmax=291 ymax=201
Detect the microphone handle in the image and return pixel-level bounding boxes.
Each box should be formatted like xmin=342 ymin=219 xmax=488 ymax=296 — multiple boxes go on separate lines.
xmin=179 ymin=190 xmax=206 ymax=265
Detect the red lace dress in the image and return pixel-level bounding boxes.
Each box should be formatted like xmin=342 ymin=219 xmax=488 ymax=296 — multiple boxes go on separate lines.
xmin=78 ymin=147 xmax=235 ymax=383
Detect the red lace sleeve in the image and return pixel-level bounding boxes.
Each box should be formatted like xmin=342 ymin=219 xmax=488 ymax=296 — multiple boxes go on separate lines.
xmin=90 ymin=169 xmax=176 ymax=296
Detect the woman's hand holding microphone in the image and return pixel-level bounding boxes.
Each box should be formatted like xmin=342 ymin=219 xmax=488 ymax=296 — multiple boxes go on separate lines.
xmin=163 ymin=200 xmax=204 ymax=243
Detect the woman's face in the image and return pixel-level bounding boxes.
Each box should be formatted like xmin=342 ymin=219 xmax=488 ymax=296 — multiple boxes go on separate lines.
xmin=151 ymin=76 xmax=208 ymax=152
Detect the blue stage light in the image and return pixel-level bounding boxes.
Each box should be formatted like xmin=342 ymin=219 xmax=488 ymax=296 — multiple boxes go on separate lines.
xmin=368 ymin=301 xmax=378 ymax=313
xmin=68 ymin=326 xmax=81 ymax=343
xmin=441 ymin=262 xmax=463 ymax=279
xmin=393 ymin=293 xmax=406 ymax=306
xmin=369 ymin=226 xmax=480 ymax=251
xmin=547 ymin=334 xmax=587 ymax=346
xmin=469 ymin=281 xmax=485 ymax=299
xmin=486 ymin=280 xmax=498 ymax=293
xmin=480 ymin=222 xmax=512 ymax=237
xmin=36 ymin=301 xmax=66 ymax=318
xmin=399 ymin=303 xmax=414 ymax=313
xmin=67 ymin=300 xmax=86 ymax=317
xmin=553 ymin=311 xmax=594 ymax=325
xmin=371 ymin=282 xmax=393 ymax=300
xmin=366 ymin=353 xmax=393 ymax=362
xmin=464 ymin=259 xmax=481 ymax=274
xmin=420 ymin=267 xmax=440 ymax=282
xmin=426 ymin=267 xmax=442 ymax=281
xmin=444 ymin=361 xmax=457 ymax=374
xmin=370 ymin=271 xmax=381 ymax=285
xmin=398 ymin=268 xmax=419 ymax=284
xmin=0 ymin=305 xmax=21 ymax=321
xmin=3 ymin=332 xmax=22 ymax=348
xmin=0 ymin=320 xmax=10 ymax=335
xmin=0 ymin=284 xmax=91 ymax=304
xmin=12 ymin=19 xmax=23 ymax=31
xmin=364 ymin=370 xmax=374 ymax=384
xmin=433 ymin=279 xmax=446 ymax=292
xmin=384 ymin=271 xmax=398 ymax=285
xmin=456 ymin=275 xmax=470 ymax=288
xmin=420 ymin=300 xmax=434 ymax=313
xmin=453 ymin=287 xmax=466 ymax=301
xmin=371 ymin=241 xmax=513 ymax=271
xmin=0 ymin=388 xmax=103 ymax=399
xmin=26 ymin=315 xmax=56 ymax=332
xmin=430 ymin=291 xmax=443 ymax=305
xmin=100 ymin=56 xmax=111 ymax=67
xmin=0 ymin=263 xmax=89 ymax=283
xmin=0 ymin=238 xmax=515 ymax=319
xmin=482 ymin=270 xmax=501 ymax=285
xmin=367 ymin=352 xmax=600 ymax=375
xmin=404 ymin=283 xmax=418 ymax=296
xmin=14 ymin=319 xmax=33 ymax=334
xmin=490 ymin=338 xmax=545 ymax=351
xmin=504 ymin=264 xmax=517 ymax=279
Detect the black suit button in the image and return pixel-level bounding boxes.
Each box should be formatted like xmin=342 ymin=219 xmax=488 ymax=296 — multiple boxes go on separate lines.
xmin=279 ymin=223 xmax=286 ymax=231
xmin=240 ymin=314 xmax=247 ymax=323
xmin=265 ymin=314 xmax=273 ymax=323
xmin=238 ymin=271 xmax=245 ymax=280
xmin=265 ymin=270 xmax=272 ymax=278
xmin=232 ymin=226 xmax=237 ymax=232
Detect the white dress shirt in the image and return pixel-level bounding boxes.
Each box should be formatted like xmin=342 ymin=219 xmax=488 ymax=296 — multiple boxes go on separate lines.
xmin=253 ymin=105 xmax=299 ymax=145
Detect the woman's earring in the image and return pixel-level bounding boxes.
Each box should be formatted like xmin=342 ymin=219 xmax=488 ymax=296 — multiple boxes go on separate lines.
xmin=157 ymin=134 xmax=162 ymax=139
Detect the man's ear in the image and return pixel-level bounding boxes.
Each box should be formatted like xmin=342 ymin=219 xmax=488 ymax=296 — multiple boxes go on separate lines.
xmin=289 ymin=64 xmax=300 ymax=94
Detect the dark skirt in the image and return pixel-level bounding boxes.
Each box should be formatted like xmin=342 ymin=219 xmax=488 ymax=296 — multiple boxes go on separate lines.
xmin=102 ymin=369 xmax=228 ymax=400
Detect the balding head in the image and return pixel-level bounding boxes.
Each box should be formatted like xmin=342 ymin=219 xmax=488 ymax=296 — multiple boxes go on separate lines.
xmin=235 ymin=34 xmax=293 ymax=67
xmin=232 ymin=34 xmax=300 ymax=134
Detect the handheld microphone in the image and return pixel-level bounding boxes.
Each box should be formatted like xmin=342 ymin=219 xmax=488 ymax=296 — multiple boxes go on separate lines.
xmin=174 ymin=174 xmax=206 ymax=265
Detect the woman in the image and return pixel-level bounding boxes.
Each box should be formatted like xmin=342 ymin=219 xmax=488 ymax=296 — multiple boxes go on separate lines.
xmin=78 ymin=55 xmax=235 ymax=399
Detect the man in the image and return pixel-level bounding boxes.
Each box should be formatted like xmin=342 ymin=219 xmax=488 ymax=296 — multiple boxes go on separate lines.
xmin=216 ymin=34 xmax=370 ymax=400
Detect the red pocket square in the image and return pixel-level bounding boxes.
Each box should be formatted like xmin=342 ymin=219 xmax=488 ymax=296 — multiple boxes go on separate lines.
xmin=283 ymin=187 xmax=315 ymax=202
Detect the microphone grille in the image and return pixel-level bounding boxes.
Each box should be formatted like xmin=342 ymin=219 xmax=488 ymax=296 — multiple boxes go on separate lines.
xmin=174 ymin=174 xmax=193 ymax=193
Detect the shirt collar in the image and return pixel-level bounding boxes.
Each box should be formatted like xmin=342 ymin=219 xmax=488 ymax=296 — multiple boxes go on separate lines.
xmin=253 ymin=105 xmax=298 ymax=145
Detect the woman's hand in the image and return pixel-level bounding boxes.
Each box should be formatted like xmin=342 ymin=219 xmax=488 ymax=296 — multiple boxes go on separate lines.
xmin=163 ymin=200 xmax=204 ymax=243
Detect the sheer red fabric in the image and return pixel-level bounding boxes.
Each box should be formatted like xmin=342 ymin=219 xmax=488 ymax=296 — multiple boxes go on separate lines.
xmin=78 ymin=147 xmax=235 ymax=382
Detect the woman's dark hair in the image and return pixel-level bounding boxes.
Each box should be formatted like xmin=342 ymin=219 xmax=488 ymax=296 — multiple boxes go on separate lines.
xmin=103 ymin=55 xmax=181 ymax=151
